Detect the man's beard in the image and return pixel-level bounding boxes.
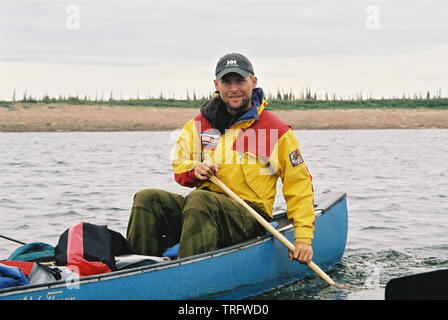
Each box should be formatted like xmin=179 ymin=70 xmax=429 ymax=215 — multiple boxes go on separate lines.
xmin=224 ymin=97 xmax=252 ymax=114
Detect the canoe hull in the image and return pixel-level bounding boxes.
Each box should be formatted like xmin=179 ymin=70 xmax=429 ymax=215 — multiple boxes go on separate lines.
xmin=0 ymin=192 xmax=348 ymax=300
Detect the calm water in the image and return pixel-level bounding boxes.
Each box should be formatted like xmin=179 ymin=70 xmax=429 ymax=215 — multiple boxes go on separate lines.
xmin=1 ymin=129 xmax=447 ymax=300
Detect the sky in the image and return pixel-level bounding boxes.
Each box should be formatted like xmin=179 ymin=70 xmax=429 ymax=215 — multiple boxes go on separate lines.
xmin=0 ymin=0 xmax=447 ymax=101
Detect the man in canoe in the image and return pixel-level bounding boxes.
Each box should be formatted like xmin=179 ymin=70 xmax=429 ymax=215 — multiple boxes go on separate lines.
xmin=126 ymin=53 xmax=315 ymax=264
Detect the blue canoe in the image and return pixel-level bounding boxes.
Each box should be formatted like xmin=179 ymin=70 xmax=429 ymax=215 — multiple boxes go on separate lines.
xmin=0 ymin=191 xmax=348 ymax=300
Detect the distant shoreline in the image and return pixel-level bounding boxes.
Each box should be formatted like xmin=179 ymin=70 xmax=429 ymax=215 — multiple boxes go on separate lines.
xmin=1 ymin=103 xmax=448 ymax=132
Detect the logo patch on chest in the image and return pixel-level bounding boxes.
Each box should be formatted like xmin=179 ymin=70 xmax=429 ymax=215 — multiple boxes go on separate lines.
xmin=201 ymin=132 xmax=220 ymax=149
xmin=289 ymin=148 xmax=303 ymax=167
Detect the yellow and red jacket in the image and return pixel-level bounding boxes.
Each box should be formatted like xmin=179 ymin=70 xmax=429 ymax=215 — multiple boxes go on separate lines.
xmin=172 ymin=90 xmax=315 ymax=243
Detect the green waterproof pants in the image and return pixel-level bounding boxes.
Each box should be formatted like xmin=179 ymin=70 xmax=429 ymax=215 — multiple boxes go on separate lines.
xmin=126 ymin=188 xmax=271 ymax=258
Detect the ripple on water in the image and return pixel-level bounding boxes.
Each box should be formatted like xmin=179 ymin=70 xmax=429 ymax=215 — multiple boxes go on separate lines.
xmin=41 ymin=210 xmax=82 ymax=218
xmin=250 ymin=246 xmax=446 ymax=300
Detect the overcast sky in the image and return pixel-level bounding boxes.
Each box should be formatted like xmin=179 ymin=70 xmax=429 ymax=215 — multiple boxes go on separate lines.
xmin=0 ymin=0 xmax=447 ymax=100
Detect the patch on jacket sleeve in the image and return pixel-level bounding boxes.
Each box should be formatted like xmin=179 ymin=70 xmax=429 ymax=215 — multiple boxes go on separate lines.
xmin=288 ymin=148 xmax=303 ymax=167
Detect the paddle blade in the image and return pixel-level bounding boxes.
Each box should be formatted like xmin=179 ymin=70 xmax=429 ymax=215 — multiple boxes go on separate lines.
xmin=385 ymin=269 xmax=448 ymax=300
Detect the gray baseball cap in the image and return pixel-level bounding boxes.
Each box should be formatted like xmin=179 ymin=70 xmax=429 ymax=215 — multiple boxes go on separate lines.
xmin=215 ymin=53 xmax=254 ymax=80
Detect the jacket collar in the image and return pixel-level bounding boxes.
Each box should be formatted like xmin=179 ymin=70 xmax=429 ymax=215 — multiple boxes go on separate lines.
xmin=200 ymin=87 xmax=267 ymax=133
xmin=231 ymin=87 xmax=266 ymax=127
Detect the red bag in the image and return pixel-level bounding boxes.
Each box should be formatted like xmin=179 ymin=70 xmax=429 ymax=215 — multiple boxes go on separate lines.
xmin=0 ymin=261 xmax=34 ymax=276
xmin=54 ymin=222 xmax=134 ymax=277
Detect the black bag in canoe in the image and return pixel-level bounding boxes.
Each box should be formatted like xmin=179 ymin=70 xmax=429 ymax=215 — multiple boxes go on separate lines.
xmin=54 ymin=222 xmax=134 ymax=276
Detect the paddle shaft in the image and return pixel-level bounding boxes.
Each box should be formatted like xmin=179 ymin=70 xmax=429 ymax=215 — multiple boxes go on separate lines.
xmin=209 ymin=175 xmax=336 ymax=286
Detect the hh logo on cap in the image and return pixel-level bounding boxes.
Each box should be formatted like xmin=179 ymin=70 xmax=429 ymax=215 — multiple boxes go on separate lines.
xmin=227 ymin=60 xmax=237 ymax=65
xmin=289 ymin=148 xmax=303 ymax=167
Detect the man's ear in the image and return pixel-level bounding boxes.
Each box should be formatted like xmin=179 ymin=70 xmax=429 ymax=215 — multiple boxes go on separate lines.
xmin=251 ymin=76 xmax=258 ymax=88
xmin=214 ymin=79 xmax=219 ymax=91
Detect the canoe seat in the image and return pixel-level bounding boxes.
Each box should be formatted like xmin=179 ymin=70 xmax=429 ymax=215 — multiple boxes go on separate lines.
xmin=162 ymin=221 xmax=279 ymax=258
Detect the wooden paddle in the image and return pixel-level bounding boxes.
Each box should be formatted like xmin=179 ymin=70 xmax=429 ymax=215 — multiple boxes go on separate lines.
xmin=210 ymin=175 xmax=343 ymax=287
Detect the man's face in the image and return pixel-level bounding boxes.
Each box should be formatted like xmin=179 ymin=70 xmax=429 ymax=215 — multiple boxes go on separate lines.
xmin=214 ymin=73 xmax=258 ymax=115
